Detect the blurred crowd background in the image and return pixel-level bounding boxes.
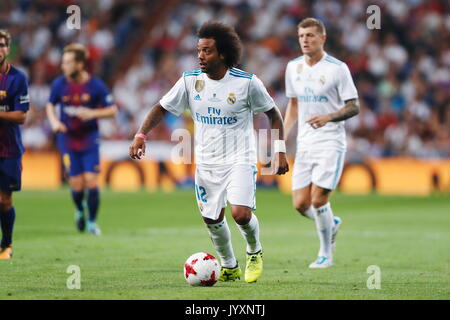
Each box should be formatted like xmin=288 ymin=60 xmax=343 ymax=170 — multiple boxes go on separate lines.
xmin=1 ymin=0 xmax=449 ymax=161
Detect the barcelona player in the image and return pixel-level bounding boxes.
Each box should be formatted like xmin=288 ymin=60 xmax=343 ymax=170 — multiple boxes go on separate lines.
xmin=46 ymin=43 xmax=117 ymax=235
xmin=0 ymin=30 xmax=30 ymax=259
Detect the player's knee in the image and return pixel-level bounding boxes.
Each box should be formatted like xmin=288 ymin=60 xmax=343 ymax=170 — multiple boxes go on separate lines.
xmin=69 ymin=177 xmax=84 ymax=191
xmin=85 ymin=180 xmax=98 ymax=189
xmin=0 ymin=197 xmax=13 ymax=212
xmin=293 ymin=200 xmax=310 ymax=216
xmin=84 ymin=175 xmax=99 ymax=189
xmin=203 ymin=208 xmax=225 ymax=225
xmin=203 ymin=216 xmax=223 ymax=225
xmin=231 ymin=207 xmax=252 ymax=225
xmin=311 ymin=198 xmax=327 ymax=209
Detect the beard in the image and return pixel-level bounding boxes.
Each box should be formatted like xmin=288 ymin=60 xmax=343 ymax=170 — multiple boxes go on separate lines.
xmin=203 ymin=60 xmax=222 ymax=75
xmin=69 ymin=69 xmax=81 ymax=80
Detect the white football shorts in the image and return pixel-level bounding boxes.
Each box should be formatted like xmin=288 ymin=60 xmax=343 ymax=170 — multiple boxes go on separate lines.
xmin=194 ymin=164 xmax=257 ymax=220
xmin=292 ymin=149 xmax=345 ymax=191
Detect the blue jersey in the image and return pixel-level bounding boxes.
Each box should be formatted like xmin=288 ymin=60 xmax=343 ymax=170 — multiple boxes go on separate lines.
xmin=0 ymin=64 xmax=30 ymax=158
xmin=48 ymin=75 xmax=113 ymax=152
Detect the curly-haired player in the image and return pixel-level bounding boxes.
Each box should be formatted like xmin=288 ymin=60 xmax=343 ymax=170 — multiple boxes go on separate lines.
xmin=130 ymin=21 xmax=289 ymax=283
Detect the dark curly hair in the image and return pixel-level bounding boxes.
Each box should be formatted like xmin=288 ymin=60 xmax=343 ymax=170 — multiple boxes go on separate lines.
xmin=197 ymin=21 xmax=242 ymax=68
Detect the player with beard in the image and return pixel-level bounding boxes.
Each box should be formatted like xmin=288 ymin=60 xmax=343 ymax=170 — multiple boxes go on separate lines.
xmin=46 ymin=43 xmax=117 ymax=235
xmin=130 ymin=21 xmax=289 ymax=283
xmin=0 ymin=30 xmax=30 ymax=259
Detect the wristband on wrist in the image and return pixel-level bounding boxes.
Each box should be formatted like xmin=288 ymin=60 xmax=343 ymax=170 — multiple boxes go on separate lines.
xmin=134 ymin=133 xmax=147 ymax=140
xmin=274 ymin=140 xmax=286 ymax=153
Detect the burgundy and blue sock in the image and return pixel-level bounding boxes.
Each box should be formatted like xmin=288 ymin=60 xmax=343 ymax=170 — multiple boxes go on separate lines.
xmin=87 ymin=188 xmax=100 ymax=223
xmin=0 ymin=206 xmax=16 ymax=249
xmin=71 ymin=190 xmax=85 ymax=213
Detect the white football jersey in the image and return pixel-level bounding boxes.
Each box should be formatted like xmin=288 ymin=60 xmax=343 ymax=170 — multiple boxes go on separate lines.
xmin=285 ymin=52 xmax=358 ymax=151
xmin=160 ymin=68 xmax=275 ymax=165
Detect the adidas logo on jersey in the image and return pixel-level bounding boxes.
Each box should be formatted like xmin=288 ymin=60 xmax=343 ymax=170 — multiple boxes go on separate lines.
xmin=194 ymin=94 xmax=201 ymax=101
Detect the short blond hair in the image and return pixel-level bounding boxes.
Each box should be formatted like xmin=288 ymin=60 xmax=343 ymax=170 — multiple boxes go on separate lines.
xmin=298 ymin=17 xmax=326 ymax=35
xmin=0 ymin=29 xmax=11 ymax=47
xmin=63 ymin=43 xmax=88 ymax=63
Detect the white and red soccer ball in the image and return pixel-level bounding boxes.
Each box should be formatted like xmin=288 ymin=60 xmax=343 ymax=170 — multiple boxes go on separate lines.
xmin=184 ymin=252 xmax=221 ymax=286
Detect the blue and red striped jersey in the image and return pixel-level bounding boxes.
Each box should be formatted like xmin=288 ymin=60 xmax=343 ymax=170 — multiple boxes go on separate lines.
xmin=48 ymin=75 xmax=114 ymax=152
xmin=0 ymin=64 xmax=30 ymax=158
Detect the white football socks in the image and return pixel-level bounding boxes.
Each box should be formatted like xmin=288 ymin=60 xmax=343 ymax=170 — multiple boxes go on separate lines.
xmin=313 ymin=202 xmax=334 ymax=258
xmin=236 ymin=213 xmax=262 ymax=254
xmin=206 ymin=218 xmax=237 ymax=268
xmin=303 ymin=206 xmax=316 ymax=220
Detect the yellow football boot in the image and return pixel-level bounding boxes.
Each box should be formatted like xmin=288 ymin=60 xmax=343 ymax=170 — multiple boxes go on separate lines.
xmin=0 ymin=246 xmax=13 ymax=260
xmin=245 ymin=251 xmax=263 ymax=283
xmin=218 ymin=264 xmax=242 ymax=282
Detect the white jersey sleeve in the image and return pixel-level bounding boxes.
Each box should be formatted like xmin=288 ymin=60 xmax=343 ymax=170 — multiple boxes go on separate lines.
xmin=159 ymin=76 xmax=188 ymax=116
xmin=248 ymin=75 xmax=276 ymax=113
xmin=285 ymin=62 xmax=296 ymax=98
xmin=337 ymin=63 xmax=358 ymax=102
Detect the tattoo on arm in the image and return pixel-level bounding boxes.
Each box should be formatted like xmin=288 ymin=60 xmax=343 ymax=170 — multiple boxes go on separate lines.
xmin=329 ymin=98 xmax=360 ymax=122
xmin=138 ymin=104 xmax=167 ymax=135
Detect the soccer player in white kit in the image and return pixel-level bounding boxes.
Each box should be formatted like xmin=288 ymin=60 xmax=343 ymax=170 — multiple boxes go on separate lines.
xmin=284 ymin=18 xmax=359 ymax=268
xmin=130 ymin=22 xmax=289 ymax=282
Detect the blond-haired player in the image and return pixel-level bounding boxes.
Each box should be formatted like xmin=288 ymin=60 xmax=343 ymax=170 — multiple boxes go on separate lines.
xmin=284 ymin=18 xmax=359 ymax=268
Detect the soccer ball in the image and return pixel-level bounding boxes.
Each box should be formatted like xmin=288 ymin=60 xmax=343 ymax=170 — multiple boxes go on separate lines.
xmin=184 ymin=252 xmax=221 ymax=286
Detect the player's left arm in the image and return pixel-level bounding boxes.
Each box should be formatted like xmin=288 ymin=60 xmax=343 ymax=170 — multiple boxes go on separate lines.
xmin=0 ymin=110 xmax=27 ymax=124
xmin=0 ymin=72 xmax=29 ymax=124
xmin=75 ymin=79 xmax=117 ymax=121
xmin=328 ymin=98 xmax=360 ymax=122
xmin=307 ymin=63 xmax=359 ymax=129
xmin=306 ymin=98 xmax=360 ymax=129
xmin=75 ymin=104 xmax=117 ymax=121
xmin=249 ymin=76 xmax=289 ymax=175
xmin=264 ymin=107 xmax=289 ymax=175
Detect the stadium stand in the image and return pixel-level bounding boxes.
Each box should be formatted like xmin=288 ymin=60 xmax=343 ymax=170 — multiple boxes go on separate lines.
xmin=0 ymin=0 xmax=448 ymax=159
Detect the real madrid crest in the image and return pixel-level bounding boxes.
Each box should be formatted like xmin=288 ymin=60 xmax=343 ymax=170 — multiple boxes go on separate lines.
xmin=296 ymin=63 xmax=303 ymax=73
xmin=227 ymin=93 xmax=236 ymax=104
xmin=195 ymin=80 xmax=205 ymax=92
xmin=319 ymin=75 xmax=326 ymax=85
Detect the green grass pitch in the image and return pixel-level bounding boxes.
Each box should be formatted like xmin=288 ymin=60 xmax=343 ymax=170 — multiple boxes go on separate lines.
xmin=0 ymin=188 xmax=449 ymax=300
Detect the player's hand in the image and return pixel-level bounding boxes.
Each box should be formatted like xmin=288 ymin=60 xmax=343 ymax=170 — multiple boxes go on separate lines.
xmin=51 ymin=120 xmax=67 ymax=133
xmin=75 ymin=107 xmax=95 ymax=121
xmin=306 ymin=114 xmax=331 ymax=129
xmin=129 ymin=137 xmax=146 ymax=160
xmin=271 ymin=152 xmax=289 ymax=175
